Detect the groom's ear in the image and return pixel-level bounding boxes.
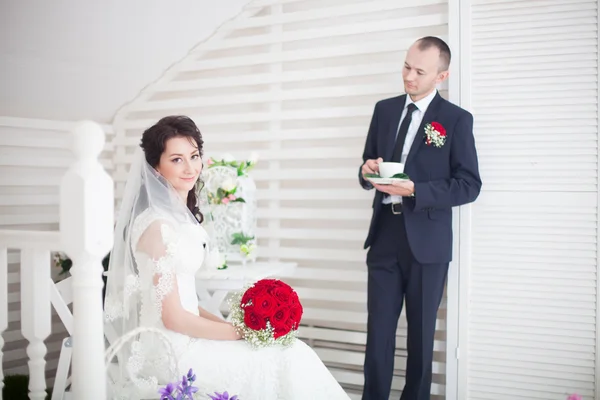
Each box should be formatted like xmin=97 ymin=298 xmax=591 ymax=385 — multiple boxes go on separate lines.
xmin=437 ymin=70 xmax=449 ymax=84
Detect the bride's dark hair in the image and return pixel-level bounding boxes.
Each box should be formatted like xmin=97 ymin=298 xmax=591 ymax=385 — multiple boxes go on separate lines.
xmin=140 ymin=115 xmax=205 ymax=223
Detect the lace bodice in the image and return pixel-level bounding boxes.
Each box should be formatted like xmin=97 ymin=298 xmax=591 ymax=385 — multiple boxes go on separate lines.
xmin=132 ymin=207 xmax=208 ymax=314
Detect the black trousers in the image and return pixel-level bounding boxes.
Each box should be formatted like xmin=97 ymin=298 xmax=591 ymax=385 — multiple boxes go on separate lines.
xmin=362 ymin=205 xmax=448 ymax=400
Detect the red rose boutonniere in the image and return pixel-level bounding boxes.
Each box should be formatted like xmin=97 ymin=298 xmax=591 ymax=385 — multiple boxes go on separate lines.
xmin=424 ymin=122 xmax=447 ymax=148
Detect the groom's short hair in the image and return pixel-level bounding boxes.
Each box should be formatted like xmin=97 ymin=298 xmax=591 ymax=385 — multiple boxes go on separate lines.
xmin=416 ymin=36 xmax=451 ymax=72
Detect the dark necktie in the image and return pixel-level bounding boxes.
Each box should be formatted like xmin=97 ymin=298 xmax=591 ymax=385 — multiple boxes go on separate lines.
xmin=391 ymin=103 xmax=418 ymax=162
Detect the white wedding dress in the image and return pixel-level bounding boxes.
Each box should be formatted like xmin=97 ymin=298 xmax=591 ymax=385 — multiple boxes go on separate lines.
xmin=125 ymin=207 xmax=351 ymax=400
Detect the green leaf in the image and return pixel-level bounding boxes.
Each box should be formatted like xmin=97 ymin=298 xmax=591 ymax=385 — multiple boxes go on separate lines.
xmin=232 ymin=198 xmax=246 ymax=203
xmin=230 ymin=232 xmax=244 ymax=245
xmin=217 ymin=263 xmax=228 ymax=270
xmin=363 ymin=173 xmax=380 ymax=178
xmin=230 ymin=232 xmax=254 ymax=245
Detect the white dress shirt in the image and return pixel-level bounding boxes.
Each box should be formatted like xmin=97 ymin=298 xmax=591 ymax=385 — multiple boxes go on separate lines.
xmin=383 ymin=89 xmax=438 ymax=205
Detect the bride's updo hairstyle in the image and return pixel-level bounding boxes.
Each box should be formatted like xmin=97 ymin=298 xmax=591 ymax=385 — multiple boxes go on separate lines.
xmin=139 ymin=115 xmax=205 ymax=223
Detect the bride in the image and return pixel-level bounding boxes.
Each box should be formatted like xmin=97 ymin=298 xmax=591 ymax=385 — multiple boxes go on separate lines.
xmin=103 ymin=116 xmax=350 ymax=399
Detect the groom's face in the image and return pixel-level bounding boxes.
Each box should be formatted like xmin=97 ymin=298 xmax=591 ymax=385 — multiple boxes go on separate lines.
xmin=402 ymin=43 xmax=449 ymax=100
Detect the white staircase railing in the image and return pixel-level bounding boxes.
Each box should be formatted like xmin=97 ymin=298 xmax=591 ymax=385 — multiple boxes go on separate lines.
xmin=0 ymin=121 xmax=114 ymax=400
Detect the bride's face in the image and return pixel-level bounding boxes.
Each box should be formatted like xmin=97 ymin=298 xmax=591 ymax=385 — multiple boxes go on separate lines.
xmin=156 ymin=136 xmax=203 ymax=199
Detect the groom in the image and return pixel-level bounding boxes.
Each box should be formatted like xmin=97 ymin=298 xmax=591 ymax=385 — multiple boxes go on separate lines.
xmin=358 ymin=37 xmax=482 ymax=400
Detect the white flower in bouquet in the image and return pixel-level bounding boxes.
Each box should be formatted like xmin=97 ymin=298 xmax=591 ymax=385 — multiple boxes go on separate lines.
xmin=220 ymin=178 xmax=236 ymax=192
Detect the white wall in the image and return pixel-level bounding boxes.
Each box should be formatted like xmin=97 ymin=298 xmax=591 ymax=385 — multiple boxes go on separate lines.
xmin=0 ymin=0 xmax=250 ymax=123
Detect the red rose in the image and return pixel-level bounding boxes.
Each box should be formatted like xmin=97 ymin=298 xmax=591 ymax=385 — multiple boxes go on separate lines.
xmin=270 ymin=306 xmax=292 ymax=338
xmin=241 ymin=286 xmax=257 ymax=306
xmin=243 ymin=305 xmax=267 ymax=331
xmin=241 ymin=284 xmax=269 ymax=306
xmin=288 ymin=303 xmax=303 ymax=327
xmin=271 ymin=285 xmax=292 ymax=304
xmin=289 ymin=291 xmax=300 ymax=306
xmin=260 ymin=279 xmax=281 ymax=293
xmin=285 ymin=318 xmax=299 ymax=332
xmin=431 ymin=121 xmax=446 ymax=137
xmin=262 ymin=278 xmax=278 ymax=286
xmin=254 ymin=293 xmax=277 ymax=317
xmin=273 ymin=320 xmax=293 ymax=339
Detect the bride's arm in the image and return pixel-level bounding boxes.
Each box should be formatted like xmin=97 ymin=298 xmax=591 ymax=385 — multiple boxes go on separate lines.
xmin=137 ymin=221 xmax=241 ymax=341
xmin=160 ymin=283 xmax=240 ymax=340
xmin=197 ymin=306 xmax=228 ymax=323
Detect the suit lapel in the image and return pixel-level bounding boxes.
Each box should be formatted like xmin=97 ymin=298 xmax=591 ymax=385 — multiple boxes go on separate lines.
xmin=383 ymin=96 xmax=406 ymax=162
xmin=405 ymin=92 xmax=442 ymax=166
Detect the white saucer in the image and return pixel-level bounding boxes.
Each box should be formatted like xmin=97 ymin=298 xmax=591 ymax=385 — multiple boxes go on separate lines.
xmin=366 ymin=177 xmax=408 ymax=185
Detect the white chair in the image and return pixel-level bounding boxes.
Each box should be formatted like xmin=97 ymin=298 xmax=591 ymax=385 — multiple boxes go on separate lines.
xmin=50 ymin=276 xmax=178 ymax=400
xmin=104 ymin=327 xmax=180 ymax=400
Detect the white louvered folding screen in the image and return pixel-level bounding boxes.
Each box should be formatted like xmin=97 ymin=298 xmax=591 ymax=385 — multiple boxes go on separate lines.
xmin=458 ymin=1 xmax=599 ymax=399
xmin=0 ymin=117 xmax=115 ymax=386
xmin=112 ymin=0 xmax=450 ymax=397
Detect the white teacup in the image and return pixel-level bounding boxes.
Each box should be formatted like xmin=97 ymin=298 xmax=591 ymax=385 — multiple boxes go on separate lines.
xmin=378 ymin=162 xmax=404 ymax=178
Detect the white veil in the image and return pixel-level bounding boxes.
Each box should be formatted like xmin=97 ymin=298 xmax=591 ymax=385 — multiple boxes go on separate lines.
xmin=103 ymin=148 xmax=202 ymax=395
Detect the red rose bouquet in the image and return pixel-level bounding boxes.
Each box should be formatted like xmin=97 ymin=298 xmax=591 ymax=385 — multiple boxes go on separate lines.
xmin=229 ymin=278 xmax=303 ymax=348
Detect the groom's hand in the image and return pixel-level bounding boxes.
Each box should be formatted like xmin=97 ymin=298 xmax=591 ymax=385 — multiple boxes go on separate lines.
xmin=374 ymin=180 xmax=415 ymax=197
xmin=361 ymin=158 xmax=383 ymax=176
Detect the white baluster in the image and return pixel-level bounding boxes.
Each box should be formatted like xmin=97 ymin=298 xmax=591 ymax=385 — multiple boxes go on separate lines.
xmin=60 ymin=121 xmax=113 ymax=400
xmin=20 ymin=249 xmax=51 ymax=400
xmin=0 ymin=247 xmax=7 ymax=400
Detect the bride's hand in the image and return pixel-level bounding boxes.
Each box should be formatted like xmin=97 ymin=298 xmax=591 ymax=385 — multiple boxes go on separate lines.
xmin=229 ymin=323 xmax=243 ymax=340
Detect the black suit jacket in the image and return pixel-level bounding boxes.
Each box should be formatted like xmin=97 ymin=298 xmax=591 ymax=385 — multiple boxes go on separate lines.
xmin=359 ymin=92 xmax=482 ymax=264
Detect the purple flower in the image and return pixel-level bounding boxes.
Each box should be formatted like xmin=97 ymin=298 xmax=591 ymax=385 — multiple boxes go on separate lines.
xmin=567 ymin=395 xmax=582 ymax=400
xmin=187 ymin=368 xmax=196 ymax=382
xmin=158 ymin=382 xmax=178 ymax=400
xmin=208 ymin=391 xmax=239 ymax=400
xmin=158 ymin=368 xmax=200 ymax=400
xmin=181 ymin=385 xmax=199 ymax=397
xmin=179 ymin=369 xmax=199 ymax=397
